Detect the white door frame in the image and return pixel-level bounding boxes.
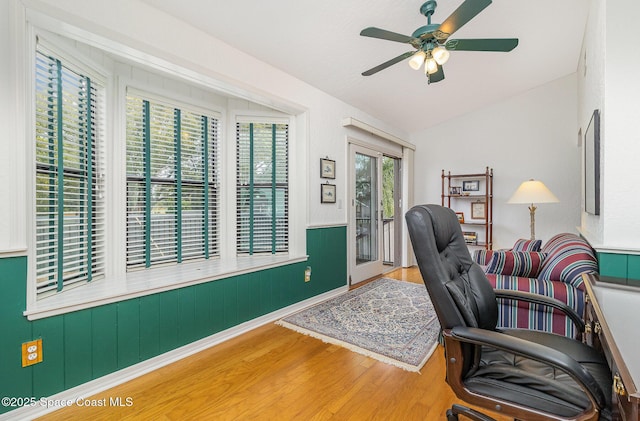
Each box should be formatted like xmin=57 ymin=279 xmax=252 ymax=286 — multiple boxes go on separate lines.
xmin=348 ymin=140 xmax=403 ymax=285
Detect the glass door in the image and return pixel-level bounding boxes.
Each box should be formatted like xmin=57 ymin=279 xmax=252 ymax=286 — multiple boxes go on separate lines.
xmin=382 ymin=156 xmax=401 ymax=266
xmin=349 ymin=145 xmax=384 ymax=284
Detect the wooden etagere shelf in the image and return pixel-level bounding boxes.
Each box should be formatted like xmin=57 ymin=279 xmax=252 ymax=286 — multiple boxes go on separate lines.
xmin=441 ymin=167 xmax=493 ymax=250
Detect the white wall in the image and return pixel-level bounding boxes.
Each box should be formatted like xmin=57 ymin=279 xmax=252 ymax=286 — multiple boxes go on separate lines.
xmin=411 ymin=74 xmax=581 ymax=249
xmin=0 ymin=0 xmax=411 ymax=253
xmin=603 ymin=0 xmax=640 ymax=249
xmin=578 ymin=0 xmax=640 ymax=250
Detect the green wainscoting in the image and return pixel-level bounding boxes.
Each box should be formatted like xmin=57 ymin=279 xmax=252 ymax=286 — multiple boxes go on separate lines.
xmin=597 ymin=251 xmax=640 ymax=285
xmin=0 ymin=226 xmax=346 ymax=415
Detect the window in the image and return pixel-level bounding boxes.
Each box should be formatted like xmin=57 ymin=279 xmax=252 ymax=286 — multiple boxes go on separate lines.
xmin=236 ymin=121 xmax=289 ymax=254
xmin=26 ymin=22 xmax=305 ymax=319
xmin=34 ymin=48 xmax=105 ymax=297
xmin=126 ymin=94 xmax=219 ymax=269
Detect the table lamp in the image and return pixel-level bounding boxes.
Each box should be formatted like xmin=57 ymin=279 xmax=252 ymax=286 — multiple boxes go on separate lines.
xmin=507 ymin=179 xmax=559 ymax=240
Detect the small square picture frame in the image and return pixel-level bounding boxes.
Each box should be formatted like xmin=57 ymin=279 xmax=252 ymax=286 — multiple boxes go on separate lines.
xmin=455 ymin=212 xmax=464 ymax=223
xmin=320 ymin=158 xmax=336 ymax=179
xmin=471 ymin=201 xmax=486 ymax=219
xmin=462 ymin=180 xmax=480 ymax=192
xmin=449 ymin=186 xmax=462 ymax=195
xmin=321 ymin=183 xmax=336 ymax=203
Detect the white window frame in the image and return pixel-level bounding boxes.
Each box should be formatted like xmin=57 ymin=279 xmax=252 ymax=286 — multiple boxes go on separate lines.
xmin=124 ymin=88 xmax=222 ymax=269
xmin=21 ymin=10 xmax=308 ymax=321
xmin=235 ymin=115 xmax=291 ymax=256
xmin=25 ymin=29 xmax=111 ymax=307
xmin=33 ymin=44 xmax=107 ymax=297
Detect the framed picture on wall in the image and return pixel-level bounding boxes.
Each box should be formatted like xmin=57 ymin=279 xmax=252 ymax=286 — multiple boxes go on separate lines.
xmin=320 ymin=158 xmax=336 ymax=179
xmin=455 ymin=212 xmax=465 ymax=223
xmin=321 ymin=183 xmax=336 ymax=203
xmin=584 ymin=109 xmax=600 ymax=215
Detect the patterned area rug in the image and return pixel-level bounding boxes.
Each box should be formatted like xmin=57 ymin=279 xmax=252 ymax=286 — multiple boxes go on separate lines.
xmin=276 ymin=278 xmax=440 ymax=372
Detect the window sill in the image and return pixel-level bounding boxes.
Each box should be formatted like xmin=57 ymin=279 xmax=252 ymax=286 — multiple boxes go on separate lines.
xmin=24 ymin=254 xmax=308 ymax=320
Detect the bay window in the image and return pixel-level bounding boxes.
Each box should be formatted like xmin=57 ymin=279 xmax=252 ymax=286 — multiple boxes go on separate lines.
xmin=28 ymin=27 xmax=301 ymax=319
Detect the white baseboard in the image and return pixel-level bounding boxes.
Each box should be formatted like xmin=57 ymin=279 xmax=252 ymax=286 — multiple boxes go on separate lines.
xmin=1 ymin=285 xmax=347 ymax=421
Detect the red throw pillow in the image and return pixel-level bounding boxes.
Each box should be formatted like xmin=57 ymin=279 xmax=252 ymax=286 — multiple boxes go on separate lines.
xmin=512 ymin=238 xmax=542 ymax=252
xmin=485 ymin=251 xmax=547 ymax=278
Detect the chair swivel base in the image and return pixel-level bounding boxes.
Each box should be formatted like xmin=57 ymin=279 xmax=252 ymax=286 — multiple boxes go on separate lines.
xmin=446 ymin=404 xmax=496 ymax=421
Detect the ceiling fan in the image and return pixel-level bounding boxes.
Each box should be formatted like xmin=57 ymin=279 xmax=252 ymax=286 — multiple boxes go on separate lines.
xmin=360 ymin=0 xmax=518 ymax=83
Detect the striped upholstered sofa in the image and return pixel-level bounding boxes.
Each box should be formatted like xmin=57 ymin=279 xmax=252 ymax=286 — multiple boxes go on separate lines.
xmin=473 ymin=233 xmax=598 ymax=339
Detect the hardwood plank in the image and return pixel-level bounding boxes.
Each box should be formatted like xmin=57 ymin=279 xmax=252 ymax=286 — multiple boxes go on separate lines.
xmin=37 ymin=267 xmax=511 ymax=421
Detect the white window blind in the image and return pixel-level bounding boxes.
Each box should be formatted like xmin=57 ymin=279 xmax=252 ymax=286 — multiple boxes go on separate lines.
xmin=34 ymin=49 xmax=105 ymax=296
xmin=236 ymin=122 xmax=289 ymax=254
xmin=126 ymin=94 xmax=219 ymax=269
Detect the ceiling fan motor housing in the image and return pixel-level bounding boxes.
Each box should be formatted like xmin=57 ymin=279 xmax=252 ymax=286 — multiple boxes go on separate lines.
xmin=411 ymin=24 xmax=440 ymax=47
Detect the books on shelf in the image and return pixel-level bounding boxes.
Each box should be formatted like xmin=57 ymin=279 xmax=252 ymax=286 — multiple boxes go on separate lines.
xmin=463 ymin=231 xmax=477 ymax=245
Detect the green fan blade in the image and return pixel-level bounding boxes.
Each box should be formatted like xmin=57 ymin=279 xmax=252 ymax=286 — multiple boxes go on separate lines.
xmin=427 ymin=65 xmax=445 ymax=84
xmin=362 ymin=51 xmax=415 ymax=76
xmin=445 ymin=38 xmax=519 ymax=52
xmin=434 ymin=0 xmax=492 ymax=40
xmin=360 ymin=27 xmax=416 ymax=44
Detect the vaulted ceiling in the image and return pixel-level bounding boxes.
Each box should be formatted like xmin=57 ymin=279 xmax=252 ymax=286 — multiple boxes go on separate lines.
xmin=141 ymin=0 xmax=589 ymax=133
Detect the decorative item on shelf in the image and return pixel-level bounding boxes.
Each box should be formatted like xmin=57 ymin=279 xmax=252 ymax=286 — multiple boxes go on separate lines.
xmin=471 ymin=201 xmax=486 ymax=219
xmin=321 ymin=183 xmax=336 ymax=203
xmin=442 ymin=167 xmax=493 ymax=250
xmin=320 ymin=157 xmax=336 ymax=179
xmin=449 ymin=186 xmax=461 ymax=195
xmin=463 ymin=231 xmax=477 ymax=245
xmin=507 ymin=179 xmax=559 ymax=240
xmin=462 ymin=180 xmax=480 ymax=192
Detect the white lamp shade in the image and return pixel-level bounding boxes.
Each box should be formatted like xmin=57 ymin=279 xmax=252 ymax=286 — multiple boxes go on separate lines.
xmin=425 ymin=57 xmax=438 ymax=75
xmin=432 ymin=46 xmax=450 ymax=65
xmin=507 ymin=179 xmax=559 ymax=204
xmin=409 ymin=51 xmax=426 ymax=70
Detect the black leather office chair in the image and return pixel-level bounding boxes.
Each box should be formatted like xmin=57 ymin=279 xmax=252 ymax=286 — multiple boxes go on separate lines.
xmin=405 ymin=204 xmax=612 ymax=421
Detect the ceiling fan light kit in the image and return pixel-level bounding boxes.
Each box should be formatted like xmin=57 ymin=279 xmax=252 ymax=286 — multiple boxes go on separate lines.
xmin=360 ymin=0 xmax=518 ymax=84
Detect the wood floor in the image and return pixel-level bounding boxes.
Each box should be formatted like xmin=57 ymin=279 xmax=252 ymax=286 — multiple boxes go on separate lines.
xmin=38 ymin=267 xmax=511 ymax=420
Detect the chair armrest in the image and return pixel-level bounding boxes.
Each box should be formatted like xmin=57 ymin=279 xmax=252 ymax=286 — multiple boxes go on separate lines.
xmin=494 ymin=289 xmax=585 ymax=333
xmin=449 ymin=326 xmax=608 ymax=411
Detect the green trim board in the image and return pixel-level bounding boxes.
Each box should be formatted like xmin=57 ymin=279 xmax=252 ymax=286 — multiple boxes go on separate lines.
xmin=597 ymin=251 xmax=640 ymax=285
xmin=0 ymin=226 xmax=346 ymax=415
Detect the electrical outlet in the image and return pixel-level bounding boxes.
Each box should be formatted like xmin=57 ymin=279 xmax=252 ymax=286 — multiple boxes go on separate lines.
xmin=304 ymin=266 xmax=312 ymax=282
xmin=22 ymin=339 xmax=43 ymax=367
